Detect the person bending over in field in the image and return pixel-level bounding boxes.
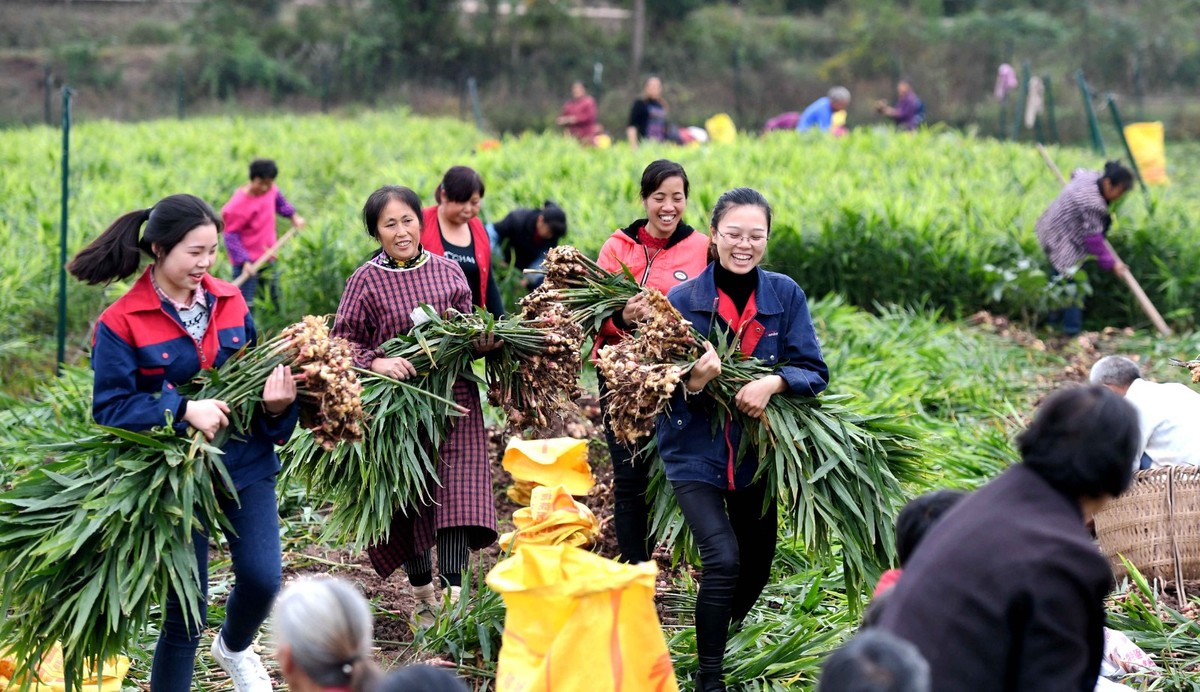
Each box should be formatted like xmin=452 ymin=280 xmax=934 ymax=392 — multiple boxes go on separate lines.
xmin=487 ymin=201 xmax=568 ymax=291
xmin=68 ymin=194 xmax=298 ymax=692
xmin=1035 ymin=160 xmax=1133 ymax=335
xmin=658 ymin=187 xmax=829 ymax=691
xmin=875 ymin=385 xmax=1140 ymax=692
xmin=1090 ymin=355 xmax=1200 ymax=470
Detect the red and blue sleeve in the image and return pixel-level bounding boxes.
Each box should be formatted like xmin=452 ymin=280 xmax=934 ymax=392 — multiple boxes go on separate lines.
xmin=91 ymin=320 xmax=188 ymax=432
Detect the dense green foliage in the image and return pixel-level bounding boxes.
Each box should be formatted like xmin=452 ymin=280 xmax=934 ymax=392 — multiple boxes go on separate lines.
xmin=3 ymin=110 xmax=1199 ymax=392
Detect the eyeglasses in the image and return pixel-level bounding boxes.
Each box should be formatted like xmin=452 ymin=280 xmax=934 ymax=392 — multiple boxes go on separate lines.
xmin=715 ymin=230 xmax=768 ymax=245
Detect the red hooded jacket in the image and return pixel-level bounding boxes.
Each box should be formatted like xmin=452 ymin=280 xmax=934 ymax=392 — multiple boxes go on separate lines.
xmin=593 ymin=220 xmax=711 ymax=353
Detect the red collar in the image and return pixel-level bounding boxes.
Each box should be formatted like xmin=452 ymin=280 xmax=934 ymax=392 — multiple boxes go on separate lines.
xmin=637 ymin=227 xmax=670 ymax=251
xmin=124 ymin=266 xmax=239 ymax=312
xmin=716 ymin=288 xmax=763 ymax=357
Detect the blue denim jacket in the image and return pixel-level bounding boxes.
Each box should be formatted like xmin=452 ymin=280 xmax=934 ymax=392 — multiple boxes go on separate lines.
xmin=655 ymin=263 xmax=828 ymax=489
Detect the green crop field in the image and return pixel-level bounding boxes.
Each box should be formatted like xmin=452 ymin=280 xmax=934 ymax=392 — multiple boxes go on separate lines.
xmin=3 ymin=111 xmax=1200 ymax=689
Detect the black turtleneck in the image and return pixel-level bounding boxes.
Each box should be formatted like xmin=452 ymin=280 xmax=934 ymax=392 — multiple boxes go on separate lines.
xmin=713 ymin=262 xmax=759 ymax=314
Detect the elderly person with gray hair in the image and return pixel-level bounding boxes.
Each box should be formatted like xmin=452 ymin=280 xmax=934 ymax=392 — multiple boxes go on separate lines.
xmin=1090 ymin=355 xmax=1200 ymax=470
xmin=796 ymin=86 xmax=851 ymax=133
xmin=818 ymin=630 xmax=930 ymax=692
xmin=272 ymin=576 xmax=383 ymax=692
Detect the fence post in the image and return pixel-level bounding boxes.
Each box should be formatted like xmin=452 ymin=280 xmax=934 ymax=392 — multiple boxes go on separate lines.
xmin=321 ymin=59 xmax=332 ymax=113
xmin=732 ymin=46 xmax=744 ymax=127
xmin=1010 ymin=63 xmax=1028 ymax=141
xmin=1106 ymin=93 xmax=1150 ymax=200
xmin=1076 ymin=70 xmax=1106 ymax=155
xmin=176 ymin=68 xmax=186 ymax=119
xmin=467 ymin=76 xmax=484 ymax=130
xmin=592 ymin=60 xmax=604 ymax=102
xmin=56 ymin=87 xmax=74 ymax=377
xmin=1043 ymin=74 xmax=1059 ymax=144
xmin=43 ymin=67 xmax=54 ymax=125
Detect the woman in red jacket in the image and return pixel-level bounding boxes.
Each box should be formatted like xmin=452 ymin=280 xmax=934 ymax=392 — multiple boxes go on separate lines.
xmin=67 ymin=193 xmax=297 ymax=692
xmin=421 ymin=165 xmax=505 ymax=317
xmin=595 ymin=159 xmax=710 ymax=563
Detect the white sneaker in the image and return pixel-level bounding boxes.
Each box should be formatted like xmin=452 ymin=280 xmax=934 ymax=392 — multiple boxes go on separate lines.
xmin=210 ymin=633 xmax=273 ymax=691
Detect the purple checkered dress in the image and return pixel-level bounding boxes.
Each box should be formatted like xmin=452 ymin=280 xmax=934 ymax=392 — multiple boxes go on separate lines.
xmin=332 ymin=251 xmax=498 ymax=578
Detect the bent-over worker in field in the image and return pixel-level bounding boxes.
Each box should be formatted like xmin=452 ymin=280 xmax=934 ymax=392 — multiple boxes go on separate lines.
xmin=876 ymin=385 xmax=1140 ymax=692
xmin=796 ymin=86 xmax=851 ymax=134
xmin=1090 ymin=355 xmax=1200 ymax=470
xmin=1035 ymin=160 xmax=1134 ymax=335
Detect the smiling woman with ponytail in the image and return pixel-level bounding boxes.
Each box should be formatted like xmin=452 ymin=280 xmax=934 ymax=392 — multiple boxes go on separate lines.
xmin=69 ymin=193 xmax=299 ymax=692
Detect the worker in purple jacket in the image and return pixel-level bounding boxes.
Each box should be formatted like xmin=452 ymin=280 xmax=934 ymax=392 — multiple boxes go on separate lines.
xmin=1035 ymin=160 xmax=1134 ymax=334
xmin=876 ymin=79 xmax=925 ymax=131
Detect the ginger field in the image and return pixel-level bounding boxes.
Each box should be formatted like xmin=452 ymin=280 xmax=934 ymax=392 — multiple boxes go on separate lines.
xmin=3 ymin=111 xmax=1200 ymax=689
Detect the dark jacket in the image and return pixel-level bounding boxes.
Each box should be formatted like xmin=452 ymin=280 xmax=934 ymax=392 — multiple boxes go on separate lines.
xmin=655 ymin=263 xmax=828 ymax=489
xmin=91 ymin=268 xmax=298 ymax=490
xmin=876 ymin=464 xmax=1111 ymax=692
xmin=493 ymin=208 xmax=556 ymax=270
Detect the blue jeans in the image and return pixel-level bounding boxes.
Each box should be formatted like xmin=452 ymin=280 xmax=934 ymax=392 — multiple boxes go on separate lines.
xmin=151 ymin=477 xmax=281 ymax=692
xmin=231 ymin=263 xmax=279 ymax=308
xmin=1048 ymin=267 xmax=1083 ymax=336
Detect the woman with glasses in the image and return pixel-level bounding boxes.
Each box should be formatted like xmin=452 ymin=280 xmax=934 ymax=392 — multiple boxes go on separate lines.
xmin=656 ymin=187 xmax=828 ymax=692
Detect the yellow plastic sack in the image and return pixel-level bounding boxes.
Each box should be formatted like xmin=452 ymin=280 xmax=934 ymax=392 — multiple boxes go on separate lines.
xmin=506 ymin=478 xmax=537 ymax=506
xmin=1125 ymin=122 xmax=1169 ymax=185
xmin=704 ymin=113 xmax=737 ymax=144
xmin=0 ymin=644 xmax=129 ymax=692
xmin=502 ymin=437 xmax=594 ymax=496
xmin=499 ymin=485 xmax=600 ymax=551
xmin=486 ymin=544 xmax=679 ymax=692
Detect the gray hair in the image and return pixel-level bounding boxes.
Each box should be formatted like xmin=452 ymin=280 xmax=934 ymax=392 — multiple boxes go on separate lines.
xmin=829 ymin=86 xmax=851 ymax=104
xmin=1089 ymin=356 xmax=1141 ymax=388
xmin=818 ymin=630 xmax=930 ymax=692
xmin=272 ymin=576 xmax=379 ymax=691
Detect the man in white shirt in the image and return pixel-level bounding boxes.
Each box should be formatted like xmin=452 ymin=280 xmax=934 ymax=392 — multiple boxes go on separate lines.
xmin=1090 ymin=355 xmax=1200 ymax=469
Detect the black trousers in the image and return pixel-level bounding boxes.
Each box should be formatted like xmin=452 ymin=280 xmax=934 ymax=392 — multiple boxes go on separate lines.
xmin=673 ymin=477 xmax=777 ymax=676
xmin=597 ymin=371 xmax=656 ymax=563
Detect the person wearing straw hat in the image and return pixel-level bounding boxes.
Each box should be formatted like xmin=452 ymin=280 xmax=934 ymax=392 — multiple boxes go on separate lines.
xmin=1090 ymin=355 xmax=1200 ymax=470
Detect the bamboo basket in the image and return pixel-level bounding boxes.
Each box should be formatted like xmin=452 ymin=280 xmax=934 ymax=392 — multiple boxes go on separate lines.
xmin=1094 ymin=466 xmax=1200 ymax=586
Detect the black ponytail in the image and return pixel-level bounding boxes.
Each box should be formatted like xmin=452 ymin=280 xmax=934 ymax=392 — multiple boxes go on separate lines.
xmin=67 ymin=209 xmax=152 ymax=285
xmin=1102 ymin=160 xmax=1134 ymax=190
xmin=67 ymin=194 xmax=221 ymax=285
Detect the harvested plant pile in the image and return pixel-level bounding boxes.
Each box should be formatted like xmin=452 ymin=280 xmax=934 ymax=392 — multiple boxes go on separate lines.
xmin=0 ymin=316 xmax=364 ymax=691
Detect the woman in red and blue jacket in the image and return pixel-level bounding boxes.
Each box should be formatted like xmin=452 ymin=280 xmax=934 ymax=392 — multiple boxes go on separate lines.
xmin=594 ymin=159 xmax=711 ymax=564
xmin=656 ymin=187 xmax=828 ymax=692
xmin=68 ymin=193 xmax=298 ymax=692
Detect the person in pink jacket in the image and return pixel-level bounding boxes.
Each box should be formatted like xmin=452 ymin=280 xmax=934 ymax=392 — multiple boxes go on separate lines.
xmin=221 ymin=158 xmax=306 ymax=309
xmin=593 ymin=159 xmax=710 ymax=564
xmin=556 ymin=81 xmax=603 ymax=145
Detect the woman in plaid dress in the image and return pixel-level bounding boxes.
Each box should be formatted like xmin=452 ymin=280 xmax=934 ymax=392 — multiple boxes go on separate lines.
xmin=333 ymin=185 xmax=498 ymax=622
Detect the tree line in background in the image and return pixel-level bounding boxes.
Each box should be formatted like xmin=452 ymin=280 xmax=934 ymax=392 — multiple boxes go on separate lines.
xmin=5 ymin=0 xmax=1200 ymax=138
